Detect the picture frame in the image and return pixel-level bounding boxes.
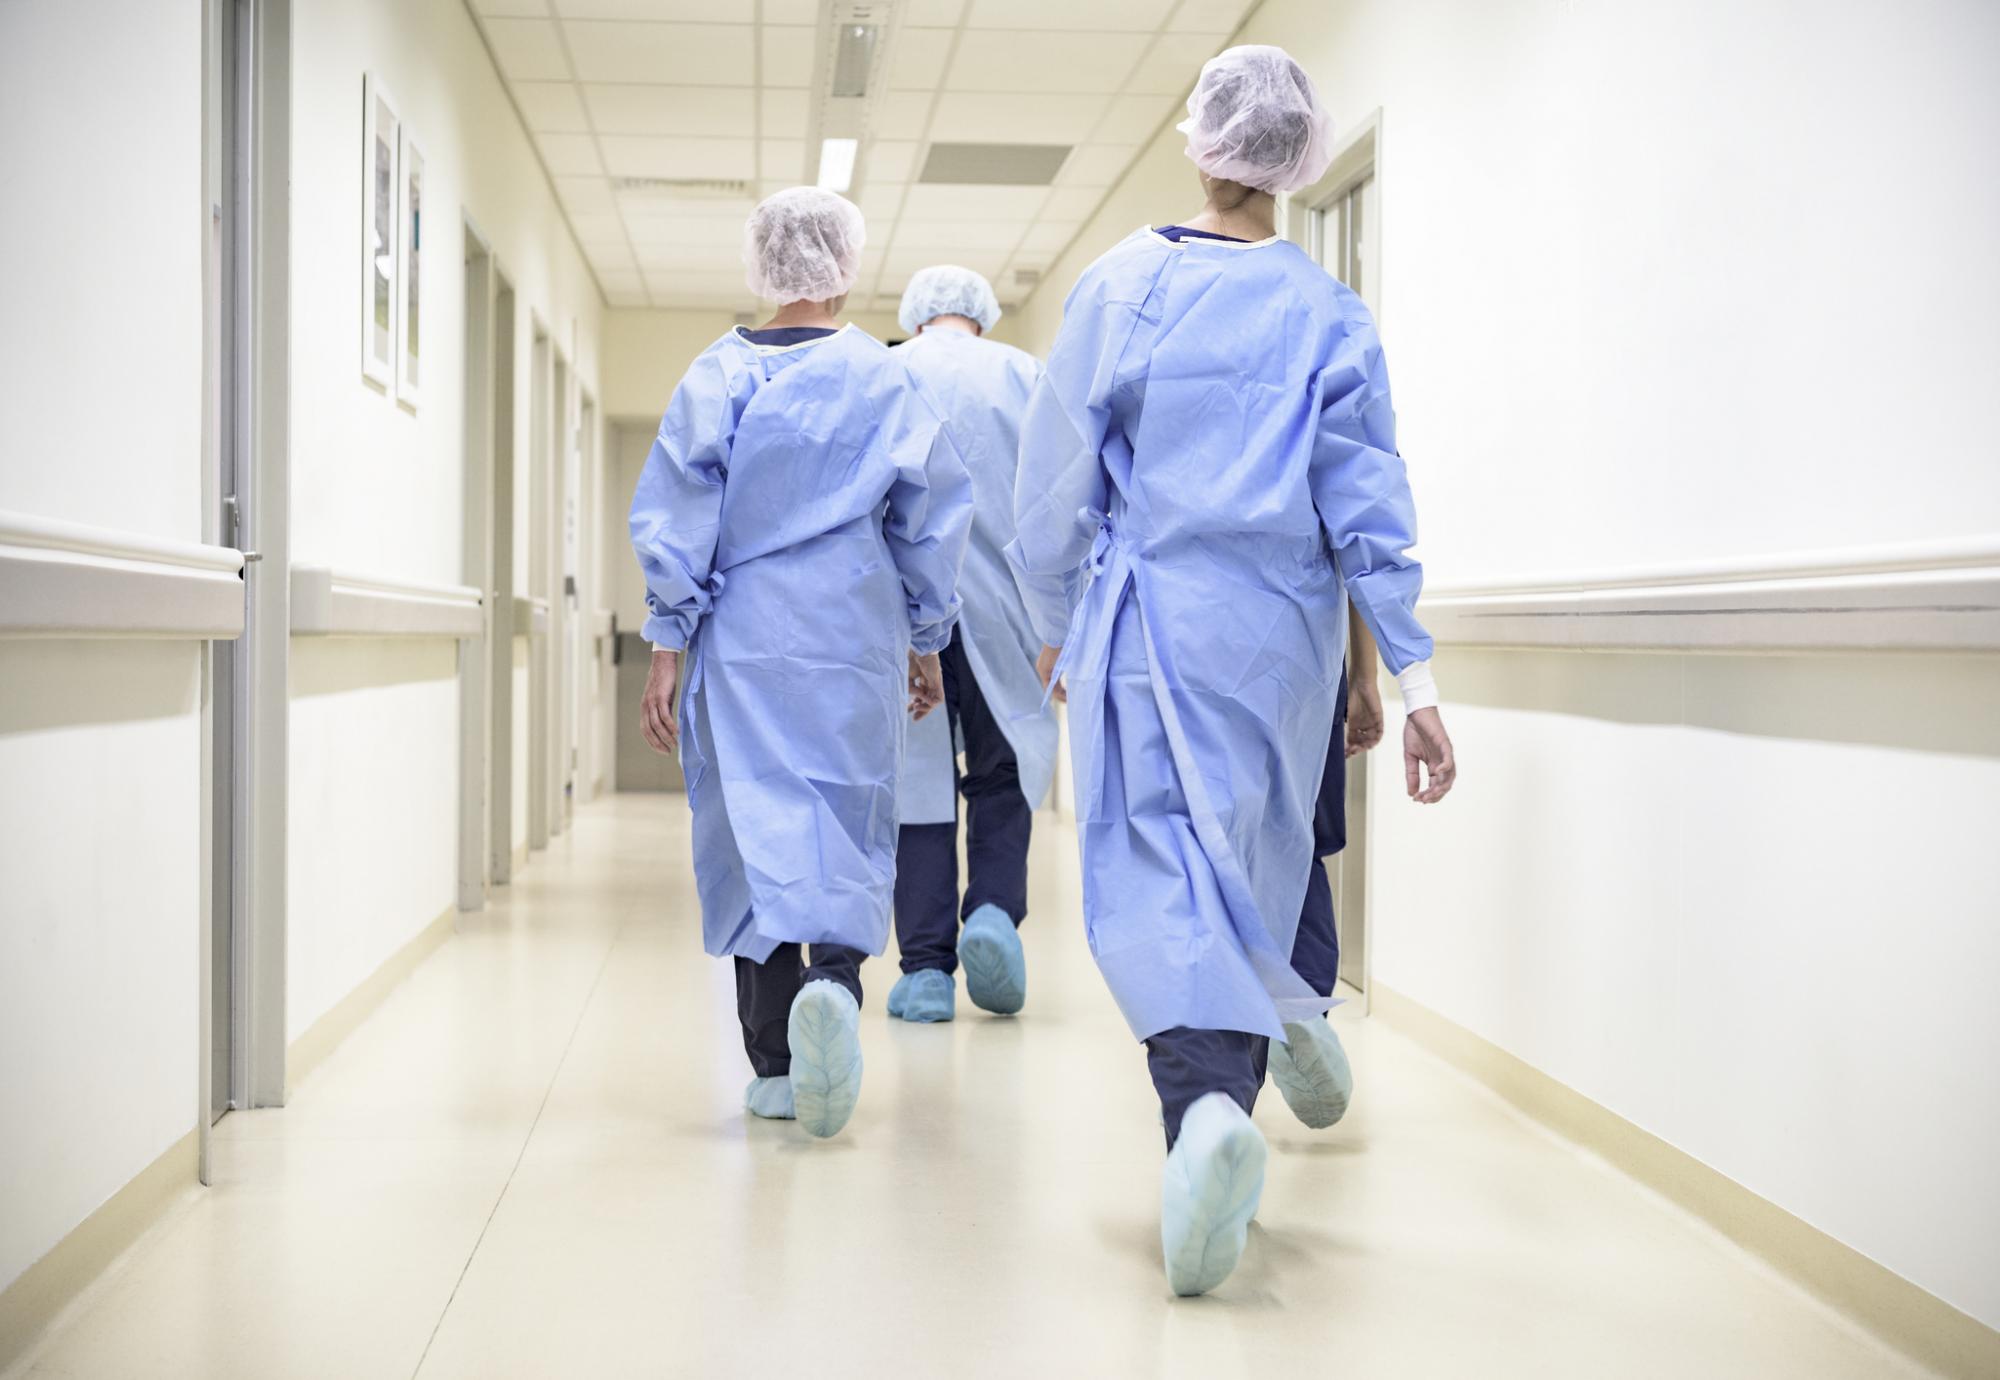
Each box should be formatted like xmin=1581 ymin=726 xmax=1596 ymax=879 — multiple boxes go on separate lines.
xmin=361 ymin=73 xmax=398 ymax=390
xmin=397 ymin=131 xmax=424 ymax=410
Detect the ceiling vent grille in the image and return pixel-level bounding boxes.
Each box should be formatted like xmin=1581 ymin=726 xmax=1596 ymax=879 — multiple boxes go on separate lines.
xmin=1012 ymin=267 xmax=1044 ymax=289
xmin=917 ymin=143 xmax=1072 ymax=186
xmin=613 ymin=177 xmax=754 ymax=200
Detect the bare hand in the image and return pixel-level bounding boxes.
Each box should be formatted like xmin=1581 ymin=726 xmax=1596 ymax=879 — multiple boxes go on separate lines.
xmin=1035 ymin=643 xmax=1066 ymax=703
xmin=1346 ymin=676 xmax=1384 ymax=758
xmin=640 ymin=649 xmax=681 ymax=754
xmin=1402 ymin=706 xmax=1456 ymax=803
xmin=908 ymin=651 xmax=945 ymax=720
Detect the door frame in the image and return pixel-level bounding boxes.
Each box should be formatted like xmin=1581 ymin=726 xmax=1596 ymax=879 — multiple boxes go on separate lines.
xmin=487 ymin=273 xmax=519 ymax=883
xmin=527 ymin=322 xmax=552 ymax=851
xmin=458 ymin=220 xmax=495 ymax=910
xmin=1286 ymin=109 xmax=1384 ymax=1008
xmin=202 ymin=0 xmax=291 ymax=1168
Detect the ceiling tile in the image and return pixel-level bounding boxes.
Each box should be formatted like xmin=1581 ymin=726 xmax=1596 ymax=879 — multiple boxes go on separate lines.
xmin=944 ymin=32 xmax=1147 ymax=92
xmin=1018 ymin=219 xmax=1080 ymax=251
xmin=762 ymin=26 xmax=816 ymax=86
xmin=554 ymin=0 xmax=740 ymax=16
xmin=583 ymin=83 xmax=755 ymax=136
xmin=1037 ymin=185 xmax=1106 ymax=220
xmin=898 ymin=183 xmax=1050 ymax=219
xmin=872 ymin=90 xmax=933 ymax=140
xmin=1056 ymin=142 xmax=1137 ymax=187
xmin=762 ymin=0 xmax=822 ymax=23
xmin=599 ymin=135 xmax=755 ymax=179
xmin=621 ymin=208 xmax=757 ymax=239
xmin=903 ymin=0 xmax=965 ymax=22
xmin=965 ymin=0 xmax=1173 ymax=30
xmin=556 ymin=175 xmax=619 ymax=215
xmin=472 ymin=0 xmax=549 ymax=16
xmin=512 ymin=81 xmax=590 ymax=132
xmin=1092 ymin=92 xmax=1175 ymax=142
xmin=567 ymin=211 xmax=628 ymax=240
xmin=633 ymin=242 xmax=746 ymax=271
xmin=867 ymin=141 xmax=921 ymax=182
xmin=760 ymin=139 xmax=809 ymax=180
xmin=588 ymin=248 xmax=639 ymax=277
xmin=563 ymin=21 xmax=755 ymax=84
xmin=756 ymin=178 xmax=793 ymax=197
xmin=481 ymin=18 xmax=573 ymax=80
xmin=887 ymin=27 xmax=954 ymax=89
xmin=857 ymin=181 xmax=907 ymax=219
xmin=929 ymin=92 xmax=1108 ymax=143
xmin=1166 ymin=0 xmax=1252 ymax=33
xmin=1123 ymin=31 xmax=1221 ymax=95
xmin=886 ymin=246 xmax=1008 ymax=278
xmin=535 ymin=131 xmax=605 ymax=174
xmin=891 ymin=220 xmax=1029 ymax=250
xmin=761 ymin=87 xmax=810 ymax=133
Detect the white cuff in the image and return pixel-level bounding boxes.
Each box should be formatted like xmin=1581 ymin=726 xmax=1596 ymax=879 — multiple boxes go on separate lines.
xmin=1396 ymin=659 xmax=1438 ymax=712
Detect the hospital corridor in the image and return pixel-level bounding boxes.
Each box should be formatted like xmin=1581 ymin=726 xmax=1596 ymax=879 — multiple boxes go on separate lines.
xmin=3 ymin=1 xmax=1998 ymax=1377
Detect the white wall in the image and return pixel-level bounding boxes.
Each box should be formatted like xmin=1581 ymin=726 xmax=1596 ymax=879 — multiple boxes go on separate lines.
xmin=0 ymin=0 xmax=206 ymax=1296
xmin=1001 ymin=0 xmax=2000 ymax=1331
xmin=285 ymin=0 xmax=606 ymax=1039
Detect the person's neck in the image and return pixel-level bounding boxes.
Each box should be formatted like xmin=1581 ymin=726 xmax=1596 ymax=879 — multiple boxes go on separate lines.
xmin=919 ymin=315 xmax=981 ymax=337
xmin=1179 ymin=196 xmax=1277 ymax=242
xmin=761 ymin=301 xmax=840 ymax=331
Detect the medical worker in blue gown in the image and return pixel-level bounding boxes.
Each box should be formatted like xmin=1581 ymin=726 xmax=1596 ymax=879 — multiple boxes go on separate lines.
xmin=1008 ymin=47 xmax=1458 ymax=1294
xmin=630 ymin=187 xmax=972 ymax=1140
xmin=884 ymin=266 xmax=1060 ymax=1024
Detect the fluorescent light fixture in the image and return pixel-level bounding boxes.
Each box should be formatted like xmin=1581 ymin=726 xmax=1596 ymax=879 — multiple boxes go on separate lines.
xmin=817 ymin=138 xmax=858 ymax=193
xmin=831 ymin=23 xmax=878 ymax=98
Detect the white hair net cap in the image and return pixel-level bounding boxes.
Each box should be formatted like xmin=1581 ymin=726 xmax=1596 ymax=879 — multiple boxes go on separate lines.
xmin=1176 ymin=45 xmax=1334 ymax=195
xmin=742 ymin=187 xmax=867 ymax=303
xmin=898 ymin=264 xmax=1002 ymax=335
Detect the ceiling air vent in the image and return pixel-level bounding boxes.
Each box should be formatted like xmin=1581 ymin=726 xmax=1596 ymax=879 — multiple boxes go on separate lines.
xmin=613 ymin=177 xmax=754 ymax=200
xmin=917 ymin=144 xmax=1071 ymax=186
xmin=1013 ymin=268 xmax=1044 ymax=290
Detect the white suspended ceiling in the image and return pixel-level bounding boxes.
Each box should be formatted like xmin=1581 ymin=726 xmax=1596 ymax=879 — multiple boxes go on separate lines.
xmin=466 ymin=0 xmax=1258 ymax=315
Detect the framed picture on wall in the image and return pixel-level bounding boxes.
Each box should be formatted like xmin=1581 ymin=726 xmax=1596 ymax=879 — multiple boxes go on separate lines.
xmin=397 ymin=132 xmax=424 ymax=410
xmin=361 ymin=74 xmax=398 ymax=390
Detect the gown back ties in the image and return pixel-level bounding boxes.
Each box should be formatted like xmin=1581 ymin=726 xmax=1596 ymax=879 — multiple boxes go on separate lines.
xmin=1039 ymin=509 xmax=1122 ymax=709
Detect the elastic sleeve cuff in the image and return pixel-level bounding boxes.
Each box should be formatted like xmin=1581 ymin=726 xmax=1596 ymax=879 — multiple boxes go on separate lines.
xmin=1396 ymin=659 xmax=1438 ymax=712
xmin=640 ymin=613 xmax=690 ymax=652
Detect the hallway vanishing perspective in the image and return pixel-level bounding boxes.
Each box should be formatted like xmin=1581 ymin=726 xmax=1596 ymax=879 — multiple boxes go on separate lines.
xmin=6 ymin=798 xmax=1933 ymax=1379
xmin=5 ymin=0 xmax=2000 ymax=1374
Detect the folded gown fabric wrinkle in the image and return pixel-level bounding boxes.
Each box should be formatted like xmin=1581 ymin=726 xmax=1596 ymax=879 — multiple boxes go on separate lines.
xmin=630 ymin=324 xmax=974 ymax=961
xmin=1008 ymin=228 xmax=1431 ymax=1044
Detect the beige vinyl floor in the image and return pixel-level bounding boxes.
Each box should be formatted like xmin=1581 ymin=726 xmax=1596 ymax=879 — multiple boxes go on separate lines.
xmin=11 ymin=794 xmax=1931 ymax=1379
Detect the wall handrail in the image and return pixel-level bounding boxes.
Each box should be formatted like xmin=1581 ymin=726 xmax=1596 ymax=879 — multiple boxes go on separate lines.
xmin=513 ymin=594 xmax=550 ymax=636
xmin=1420 ymin=536 xmax=2000 ymax=652
xmin=0 ymin=508 xmax=245 ymax=639
xmin=290 ymin=565 xmax=482 ymax=638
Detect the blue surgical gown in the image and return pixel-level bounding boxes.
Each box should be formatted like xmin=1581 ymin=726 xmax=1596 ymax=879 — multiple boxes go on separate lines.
xmin=630 ymin=324 xmax=973 ymax=962
xmin=1009 ymin=229 xmax=1431 ymax=1042
xmin=889 ymin=329 xmax=1060 ymax=826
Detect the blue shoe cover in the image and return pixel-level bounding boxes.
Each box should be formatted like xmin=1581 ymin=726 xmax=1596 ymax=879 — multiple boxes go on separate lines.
xmin=788 ymin=980 xmax=863 ymax=1138
xmin=744 ymin=1076 xmax=794 ymax=1120
xmin=887 ymin=968 xmax=955 ymax=1023
xmin=1161 ymin=1092 xmax=1267 ymax=1297
xmin=1268 ymin=1017 xmax=1353 ymax=1129
xmin=957 ymin=904 xmax=1026 ymax=1015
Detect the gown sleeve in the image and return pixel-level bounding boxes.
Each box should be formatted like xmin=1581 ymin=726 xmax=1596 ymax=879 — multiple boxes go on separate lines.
xmin=1308 ymin=297 xmax=1435 ymax=678
xmin=883 ymin=375 xmax=974 ymax=657
xmin=1007 ymin=275 xmax=1117 ymax=647
xmin=628 ymin=348 xmax=743 ymax=653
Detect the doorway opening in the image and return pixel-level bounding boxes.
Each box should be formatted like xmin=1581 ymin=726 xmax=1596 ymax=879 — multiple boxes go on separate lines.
xmin=1289 ymin=111 xmax=1383 ymax=1002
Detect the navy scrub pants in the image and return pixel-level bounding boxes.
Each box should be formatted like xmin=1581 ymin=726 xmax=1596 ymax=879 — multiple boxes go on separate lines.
xmin=734 ymin=944 xmax=865 ymax=1078
xmin=891 ymin=627 xmax=1032 ymax=975
xmin=1146 ymin=675 xmax=1348 ymax=1147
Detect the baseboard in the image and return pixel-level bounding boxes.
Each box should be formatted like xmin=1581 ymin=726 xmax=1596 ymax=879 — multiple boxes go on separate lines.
xmin=1370 ymin=982 xmax=1999 ymax=1380
xmin=0 ymin=1127 xmax=197 ymax=1372
xmin=286 ymin=902 xmax=457 ymax=1093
